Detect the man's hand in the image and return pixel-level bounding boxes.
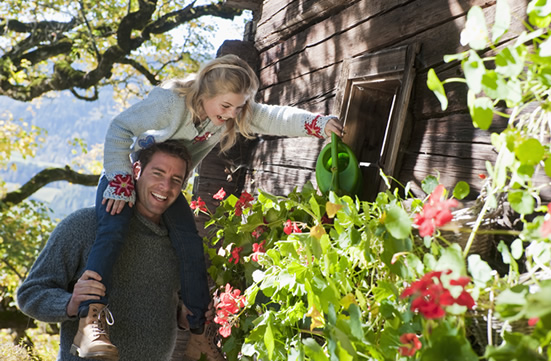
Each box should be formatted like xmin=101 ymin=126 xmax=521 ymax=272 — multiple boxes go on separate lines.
xmin=102 ymin=198 xmax=133 ymax=215
xmin=66 ymin=270 xmax=105 ymax=317
xmin=178 ymin=299 xmax=215 ymax=329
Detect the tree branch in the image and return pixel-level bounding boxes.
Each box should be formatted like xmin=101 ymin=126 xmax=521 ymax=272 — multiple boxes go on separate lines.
xmin=1 ymin=166 xmax=99 ymax=207
xmin=0 ymin=2 xmax=243 ymax=102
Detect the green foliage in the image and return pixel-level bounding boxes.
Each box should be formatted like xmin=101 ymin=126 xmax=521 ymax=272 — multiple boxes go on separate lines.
xmin=0 ymin=0 xmax=248 ymax=101
xmin=192 ymin=1 xmax=551 ymax=359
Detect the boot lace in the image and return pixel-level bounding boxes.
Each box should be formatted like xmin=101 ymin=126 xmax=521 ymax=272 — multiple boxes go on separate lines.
xmin=92 ymin=305 xmax=115 ymax=337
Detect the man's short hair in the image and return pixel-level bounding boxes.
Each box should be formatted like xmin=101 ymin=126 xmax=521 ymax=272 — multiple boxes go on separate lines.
xmin=137 ymin=140 xmax=192 ymax=180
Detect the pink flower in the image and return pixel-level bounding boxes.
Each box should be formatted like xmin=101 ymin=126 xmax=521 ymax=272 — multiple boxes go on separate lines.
xmin=213 ymin=187 xmax=226 ymax=200
xmin=283 ymin=219 xmax=301 ymax=235
xmin=228 ymin=246 xmax=243 ymax=264
xmin=109 ymin=174 xmax=135 ymax=197
xmin=528 ymin=317 xmax=539 ymax=327
xmin=401 ymin=270 xmax=475 ymax=319
xmin=214 ymin=284 xmax=246 ymax=338
xmin=251 ymin=240 xmax=266 ymax=262
xmin=190 ymin=197 xmax=207 ymax=213
xmin=398 ymin=333 xmax=422 ymax=357
xmin=414 ymin=184 xmax=459 ymax=237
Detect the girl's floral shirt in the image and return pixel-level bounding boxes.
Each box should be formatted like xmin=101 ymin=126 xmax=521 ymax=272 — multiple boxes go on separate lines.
xmin=103 ymin=86 xmax=336 ymax=203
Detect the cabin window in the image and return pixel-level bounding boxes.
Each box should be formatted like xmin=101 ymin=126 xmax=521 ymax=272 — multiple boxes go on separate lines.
xmin=335 ymin=44 xmax=419 ymax=200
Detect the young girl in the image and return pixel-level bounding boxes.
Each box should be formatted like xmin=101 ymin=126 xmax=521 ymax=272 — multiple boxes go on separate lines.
xmin=73 ymin=54 xmax=343 ymax=359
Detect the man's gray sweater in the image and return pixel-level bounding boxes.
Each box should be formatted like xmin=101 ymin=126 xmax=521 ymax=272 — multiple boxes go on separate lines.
xmin=17 ymin=207 xmax=181 ymax=360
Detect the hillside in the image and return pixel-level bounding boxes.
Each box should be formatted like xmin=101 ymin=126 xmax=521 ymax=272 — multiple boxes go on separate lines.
xmin=1 ymin=88 xmax=140 ymax=218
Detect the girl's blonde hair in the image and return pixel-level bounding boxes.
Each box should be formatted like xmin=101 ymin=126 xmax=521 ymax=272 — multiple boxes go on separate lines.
xmin=164 ymin=54 xmax=259 ymax=153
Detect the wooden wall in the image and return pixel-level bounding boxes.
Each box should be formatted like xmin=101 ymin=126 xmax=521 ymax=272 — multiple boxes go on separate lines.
xmin=196 ymin=0 xmax=550 ymax=211
xmin=243 ymin=0 xmax=542 ymax=199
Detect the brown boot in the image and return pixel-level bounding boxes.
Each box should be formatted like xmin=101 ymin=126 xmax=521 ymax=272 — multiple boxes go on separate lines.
xmin=184 ymin=323 xmax=226 ymax=361
xmin=70 ymin=303 xmax=119 ymax=360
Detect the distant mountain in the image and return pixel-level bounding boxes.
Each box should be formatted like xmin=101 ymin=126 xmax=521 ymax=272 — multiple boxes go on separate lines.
xmin=1 ymin=87 xmax=142 ymax=219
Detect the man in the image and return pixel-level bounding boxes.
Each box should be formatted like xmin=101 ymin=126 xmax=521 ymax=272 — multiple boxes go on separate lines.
xmin=17 ymin=140 xmax=224 ymax=361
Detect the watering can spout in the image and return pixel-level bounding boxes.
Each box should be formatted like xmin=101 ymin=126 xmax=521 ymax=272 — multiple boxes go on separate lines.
xmin=315 ymin=132 xmax=362 ymax=197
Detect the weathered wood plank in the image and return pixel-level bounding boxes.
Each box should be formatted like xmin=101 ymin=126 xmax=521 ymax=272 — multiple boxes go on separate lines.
xmin=248 ymin=136 xmax=325 ymax=169
xmin=398 ymin=152 xmax=490 ymax=198
xmin=259 ymin=64 xmax=341 ymax=113
xmin=224 ymin=0 xmax=262 ymax=11
xmin=258 ymin=0 xmax=497 ymax=87
xmin=243 ymin=165 xmax=319 ymax=196
xmin=258 ymin=0 xmax=410 ymax=64
xmin=255 ymin=0 xmax=359 ymax=51
xmin=257 ymin=0 xmax=528 ymax=109
xmin=242 ymin=136 xmax=326 ymax=195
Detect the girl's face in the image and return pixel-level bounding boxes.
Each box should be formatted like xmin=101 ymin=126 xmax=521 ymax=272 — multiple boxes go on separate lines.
xmin=200 ymin=92 xmax=249 ymax=126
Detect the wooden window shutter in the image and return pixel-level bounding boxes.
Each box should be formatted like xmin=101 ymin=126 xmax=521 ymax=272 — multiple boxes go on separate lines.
xmin=334 ymin=43 xmax=420 ymax=200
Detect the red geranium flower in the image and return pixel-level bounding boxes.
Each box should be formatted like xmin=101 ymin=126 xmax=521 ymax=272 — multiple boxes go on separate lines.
xmin=214 ymin=283 xmax=246 ymax=338
xmin=251 ymin=240 xmax=266 ymax=262
xmin=213 ymin=187 xmax=226 ymax=200
xmin=401 ymin=270 xmax=475 ymax=319
xmin=190 ymin=197 xmax=207 ymax=213
xmin=414 ymin=184 xmax=459 ymax=237
xmin=252 ymin=225 xmax=266 ymax=239
xmin=398 ymin=333 xmax=422 ymax=357
xmin=283 ymin=219 xmax=302 ymax=235
xmin=235 ymin=191 xmax=254 ymax=216
xmin=109 ymin=174 xmax=135 ymax=197
xmin=228 ymin=246 xmax=243 ymax=264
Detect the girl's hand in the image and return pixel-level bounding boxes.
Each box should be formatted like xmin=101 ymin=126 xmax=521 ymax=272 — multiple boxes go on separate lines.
xmin=324 ymin=117 xmax=344 ymax=137
xmin=102 ymin=198 xmax=133 ymax=215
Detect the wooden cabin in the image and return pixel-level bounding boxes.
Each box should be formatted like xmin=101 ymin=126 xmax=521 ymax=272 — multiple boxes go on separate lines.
xmin=193 ymin=0 xmax=547 ymax=231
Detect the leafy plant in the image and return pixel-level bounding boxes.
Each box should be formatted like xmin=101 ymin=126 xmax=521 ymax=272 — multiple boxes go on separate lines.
xmin=191 ymin=0 xmax=551 ymax=359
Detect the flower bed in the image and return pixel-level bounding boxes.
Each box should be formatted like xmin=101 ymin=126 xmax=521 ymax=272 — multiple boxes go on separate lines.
xmin=190 ymin=1 xmax=551 ymax=359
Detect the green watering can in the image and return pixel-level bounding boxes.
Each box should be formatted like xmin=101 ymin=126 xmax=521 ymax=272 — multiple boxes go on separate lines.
xmin=315 ymin=133 xmax=362 ymax=197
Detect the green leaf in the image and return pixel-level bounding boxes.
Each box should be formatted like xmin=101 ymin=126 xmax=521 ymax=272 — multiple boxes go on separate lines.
xmin=510 ymin=238 xmax=524 ymax=260
xmin=427 ymin=68 xmax=448 ymax=110
xmin=508 ymin=189 xmax=535 ymax=215
xmin=265 ymin=319 xmax=275 ymax=359
xmin=468 ymin=94 xmax=494 ymax=130
xmin=528 ymin=0 xmax=551 ymax=28
xmin=540 ymin=36 xmax=551 ymax=57
xmin=463 ymin=50 xmax=485 ymax=93
xmin=495 ymin=45 xmax=525 ymax=79
xmin=421 ymin=175 xmax=439 ymax=195
xmin=309 ymin=195 xmax=321 ymax=219
xmin=384 ymin=204 xmax=412 ymax=239
xmin=420 ymin=326 xmax=478 ymax=361
xmin=515 ymin=138 xmax=544 ymax=165
xmin=492 ymin=0 xmax=511 ymax=43
xmin=483 ymin=332 xmax=546 ymax=361
xmin=460 ymin=6 xmax=488 ymax=50
xmin=525 ymin=281 xmax=551 ymax=318
xmin=436 ymin=244 xmax=466 ymax=275
xmin=495 ymin=285 xmax=529 ymax=320
xmin=453 ymin=181 xmax=470 ymax=200
xmin=545 ymin=157 xmax=551 ymax=177
xmin=303 ymin=338 xmax=329 ymax=361
xmin=347 ymin=304 xmax=364 ymax=341
xmin=467 ymin=254 xmax=493 ymax=287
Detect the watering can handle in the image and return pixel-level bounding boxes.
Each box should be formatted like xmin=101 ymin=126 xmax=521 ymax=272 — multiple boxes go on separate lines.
xmin=330 ymin=132 xmax=340 ymax=192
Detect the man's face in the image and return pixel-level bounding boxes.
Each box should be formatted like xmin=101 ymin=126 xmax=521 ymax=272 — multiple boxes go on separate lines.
xmin=132 ymin=152 xmax=187 ymax=224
